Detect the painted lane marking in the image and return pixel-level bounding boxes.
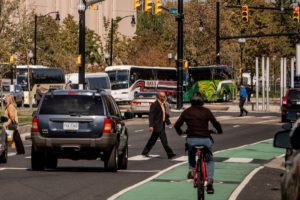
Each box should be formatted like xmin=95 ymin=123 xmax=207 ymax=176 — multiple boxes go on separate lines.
xmin=173 ymin=156 xmax=188 ymax=162
xmin=254 ymin=119 xmax=279 ymax=124
xmin=228 ymin=166 xmax=264 ymax=200
xmin=119 ymin=170 xmax=160 ymax=173
xmin=134 ymin=129 xmax=144 ymax=133
xmin=233 ymin=125 xmax=240 ymax=128
xmin=128 ymin=155 xmax=160 ymax=161
xmin=224 ymin=157 xmax=253 ymax=163
xmin=107 ymin=162 xmax=187 ymax=200
xmin=107 ymin=138 xmax=273 ymax=200
xmin=8 ymin=153 xmax=16 ymax=157
xmin=0 ymin=167 xmax=28 ymax=171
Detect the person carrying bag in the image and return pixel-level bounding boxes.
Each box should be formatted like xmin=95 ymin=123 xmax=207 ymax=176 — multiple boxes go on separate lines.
xmin=3 ymin=95 xmax=25 ymax=155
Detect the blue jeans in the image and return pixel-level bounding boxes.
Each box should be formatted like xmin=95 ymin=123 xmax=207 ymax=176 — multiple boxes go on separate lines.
xmin=186 ymin=137 xmax=214 ymax=179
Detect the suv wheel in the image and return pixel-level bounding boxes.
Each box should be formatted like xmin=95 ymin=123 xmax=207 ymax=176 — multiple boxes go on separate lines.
xmin=118 ymin=145 xmax=128 ymax=170
xmin=0 ymin=149 xmax=7 ymax=163
xmin=104 ymin=145 xmax=118 ymax=172
xmin=281 ymin=114 xmax=287 ymax=122
xmin=31 ymin=146 xmax=45 ymax=171
xmin=45 ymin=151 xmax=58 ymax=169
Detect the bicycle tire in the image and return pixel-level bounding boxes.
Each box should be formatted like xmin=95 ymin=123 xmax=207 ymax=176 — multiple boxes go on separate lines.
xmin=197 ymin=158 xmax=205 ymax=200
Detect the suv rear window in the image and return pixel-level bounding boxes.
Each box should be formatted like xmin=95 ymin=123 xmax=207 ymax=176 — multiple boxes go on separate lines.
xmin=40 ymin=95 xmax=104 ymax=115
xmin=288 ymin=90 xmax=300 ymax=100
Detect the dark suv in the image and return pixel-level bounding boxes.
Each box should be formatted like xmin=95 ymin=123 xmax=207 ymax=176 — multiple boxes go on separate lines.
xmin=31 ymin=90 xmax=128 ymax=171
xmin=281 ymin=88 xmax=300 ymax=122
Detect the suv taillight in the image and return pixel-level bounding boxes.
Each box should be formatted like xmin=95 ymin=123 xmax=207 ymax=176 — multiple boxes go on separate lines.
xmin=103 ymin=118 xmax=112 ymax=134
xmin=31 ymin=116 xmax=39 ymax=132
xmin=282 ymin=99 xmax=287 ymax=105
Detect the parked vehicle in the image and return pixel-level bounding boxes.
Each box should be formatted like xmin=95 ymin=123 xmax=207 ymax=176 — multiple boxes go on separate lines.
xmin=274 ymin=114 xmax=300 ymax=200
xmin=0 ymin=116 xmax=9 ymax=163
xmin=1 ymin=85 xmax=24 ymax=107
xmin=281 ymin=88 xmax=300 ymax=122
xmin=31 ymin=90 xmax=128 ymax=171
xmin=129 ymin=92 xmax=157 ymax=118
xmin=65 ymin=73 xmax=111 ymax=94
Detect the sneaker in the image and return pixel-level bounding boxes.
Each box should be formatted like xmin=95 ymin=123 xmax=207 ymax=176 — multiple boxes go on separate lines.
xmin=187 ymin=171 xmax=193 ymax=179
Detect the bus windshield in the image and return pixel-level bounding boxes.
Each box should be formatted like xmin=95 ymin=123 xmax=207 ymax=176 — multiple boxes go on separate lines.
xmin=107 ymin=70 xmax=129 ymax=90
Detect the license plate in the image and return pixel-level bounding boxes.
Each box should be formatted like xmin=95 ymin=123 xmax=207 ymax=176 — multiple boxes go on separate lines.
xmin=63 ymin=122 xmax=79 ymax=130
xmin=297 ymin=102 xmax=300 ymax=105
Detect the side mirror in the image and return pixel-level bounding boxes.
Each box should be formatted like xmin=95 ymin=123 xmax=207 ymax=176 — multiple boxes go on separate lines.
xmin=282 ymin=123 xmax=292 ymax=131
xmin=273 ymin=130 xmax=292 ymax=149
xmin=0 ymin=116 xmax=8 ymax=123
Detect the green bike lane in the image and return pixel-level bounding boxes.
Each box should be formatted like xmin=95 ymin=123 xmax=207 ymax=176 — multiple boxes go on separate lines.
xmin=112 ymin=139 xmax=284 ymax=200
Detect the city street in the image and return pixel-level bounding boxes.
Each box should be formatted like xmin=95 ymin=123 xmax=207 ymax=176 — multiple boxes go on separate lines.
xmin=0 ymin=111 xmax=283 ymax=200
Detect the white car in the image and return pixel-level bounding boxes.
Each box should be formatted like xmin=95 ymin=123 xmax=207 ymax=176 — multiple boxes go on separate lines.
xmin=130 ymin=92 xmax=157 ymax=118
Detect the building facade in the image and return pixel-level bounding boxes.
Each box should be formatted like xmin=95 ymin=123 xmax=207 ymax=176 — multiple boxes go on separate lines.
xmin=25 ymin=0 xmax=136 ymax=38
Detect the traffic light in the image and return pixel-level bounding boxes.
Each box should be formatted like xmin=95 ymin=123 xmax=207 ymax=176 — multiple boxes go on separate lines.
xmin=155 ymin=0 xmax=162 ymax=15
xmin=76 ymin=55 xmax=81 ymax=65
xmin=144 ymin=0 xmax=152 ymax=12
xmin=133 ymin=0 xmax=140 ymax=9
xmin=293 ymin=6 xmax=299 ymax=22
xmin=183 ymin=60 xmax=189 ymax=70
xmin=241 ymin=5 xmax=249 ymax=23
xmin=88 ymin=4 xmax=98 ymax=10
xmin=9 ymin=55 xmax=14 ymax=65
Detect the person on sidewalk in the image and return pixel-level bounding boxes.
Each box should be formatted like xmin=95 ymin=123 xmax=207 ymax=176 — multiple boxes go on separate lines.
xmin=246 ymin=84 xmax=252 ymax=102
xmin=3 ymin=95 xmax=25 ymax=155
xmin=141 ymin=92 xmax=176 ymax=159
xmin=239 ymin=84 xmax=248 ymax=117
xmin=174 ymin=94 xmax=223 ymax=194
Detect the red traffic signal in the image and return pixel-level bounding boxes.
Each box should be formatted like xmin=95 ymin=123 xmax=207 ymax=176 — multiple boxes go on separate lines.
xmin=242 ymin=5 xmax=249 ymax=23
xmin=293 ymin=6 xmax=299 ymax=22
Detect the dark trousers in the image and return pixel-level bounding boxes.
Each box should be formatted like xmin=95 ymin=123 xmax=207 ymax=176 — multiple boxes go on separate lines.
xmin=239 ymin=98 xmax=248 ymax=116
xmin=142 ymin=126 xmax=174 ymax=157
xmin=13 ymin=129 xmax=25 ymax=154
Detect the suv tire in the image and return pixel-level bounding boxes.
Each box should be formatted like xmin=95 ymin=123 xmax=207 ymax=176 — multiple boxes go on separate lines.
xmin=118 ymin=145 xmax=128 ymax=170
xmin=0 ymin=149 xmax=7 ymax=163
xmin=45 ymin=151 xmax=58 ymax=169
xmin=104 ymin=145 xmax=118 ymax=172
xmin=31 ymin=146 xmax=45 ymax=171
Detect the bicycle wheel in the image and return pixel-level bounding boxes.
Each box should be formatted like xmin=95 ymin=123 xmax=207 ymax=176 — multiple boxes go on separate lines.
xmin=197 ymin=159 xmax=205 ymax=200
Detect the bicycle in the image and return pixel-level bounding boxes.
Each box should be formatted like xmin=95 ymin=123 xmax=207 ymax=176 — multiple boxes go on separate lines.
xmin=191 ymin=130 xmax=216 ymax=200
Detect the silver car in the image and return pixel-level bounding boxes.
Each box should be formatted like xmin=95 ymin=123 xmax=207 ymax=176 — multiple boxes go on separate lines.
xmin=1 ymin=85 xmax=24 ymax=107
xmin=130 ymin=92 xmax=157 ymax=118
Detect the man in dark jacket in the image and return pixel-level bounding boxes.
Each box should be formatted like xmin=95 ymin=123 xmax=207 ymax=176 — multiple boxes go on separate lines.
xmin=174 ymin=94 xmax=223 ymax=194
xmin=141 ymin=92 xmax=176 ymax=159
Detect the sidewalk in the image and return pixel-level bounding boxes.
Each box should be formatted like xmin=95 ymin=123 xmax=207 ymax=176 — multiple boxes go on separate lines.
xmin=113 ymin=139 xmax=284 ymax=200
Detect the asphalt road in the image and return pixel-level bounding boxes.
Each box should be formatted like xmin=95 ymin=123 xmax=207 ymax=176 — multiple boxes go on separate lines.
xmin=0 ymin=111 xmax=283 ymax=200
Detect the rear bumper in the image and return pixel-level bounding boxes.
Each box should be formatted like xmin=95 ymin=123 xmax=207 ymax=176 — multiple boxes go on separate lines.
xmin=31 ymin=132 xmax=117 ymax=151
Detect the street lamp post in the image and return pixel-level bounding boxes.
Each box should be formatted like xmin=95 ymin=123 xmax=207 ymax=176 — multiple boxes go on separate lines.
xmin=78 ymin=0 xmax=86 ymax=87
xmin=238 ymin=38 xmax=246 ymax=84
xmin=34 ymin=11 xmax=60 ymax=65
xmin=109 ymin=15 xmax=136 ymax=66
xmin=27 ymin=50 xmax=33 ymax=109
xmin=176 ymin=0 xmax=184 ymax=110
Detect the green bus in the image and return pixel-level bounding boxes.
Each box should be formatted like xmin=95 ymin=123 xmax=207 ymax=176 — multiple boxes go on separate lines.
xmin=183 ymin=65 xmax=237 ymax=102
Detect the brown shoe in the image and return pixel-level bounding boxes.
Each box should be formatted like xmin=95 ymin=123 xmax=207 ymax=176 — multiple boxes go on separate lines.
xmin=207 ymin=179 xmax=214 ymax=194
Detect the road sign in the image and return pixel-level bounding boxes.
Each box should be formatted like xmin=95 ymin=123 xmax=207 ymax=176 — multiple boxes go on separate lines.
xmin=169 ymin=8 xmax=178 ymax=16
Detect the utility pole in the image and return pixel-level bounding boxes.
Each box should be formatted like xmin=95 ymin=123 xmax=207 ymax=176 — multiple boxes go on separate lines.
xmin=78 ymin=0 xmax=86 ymax=88
xmin=216 ymin=0 xmax=221 ymax=65
xmin=176 ymin=0 xmax=184 ymax=109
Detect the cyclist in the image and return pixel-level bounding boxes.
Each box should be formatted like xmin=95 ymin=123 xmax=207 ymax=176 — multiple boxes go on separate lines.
xmin=174 ymin=94 xmax=223 ymax=194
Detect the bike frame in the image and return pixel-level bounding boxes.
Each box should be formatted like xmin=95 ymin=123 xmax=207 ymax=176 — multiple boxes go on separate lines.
xmin=193 ymin=147 xmax=207 ymax=187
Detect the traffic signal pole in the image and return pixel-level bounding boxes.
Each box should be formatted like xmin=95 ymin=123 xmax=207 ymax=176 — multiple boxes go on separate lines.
xmin=78 ymin=0 xmax=86 ymax=87
xmin=216 ymin=0 xmax=221 ymax=65
xmin=176 ymin=0 xmax=184 ymax=109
